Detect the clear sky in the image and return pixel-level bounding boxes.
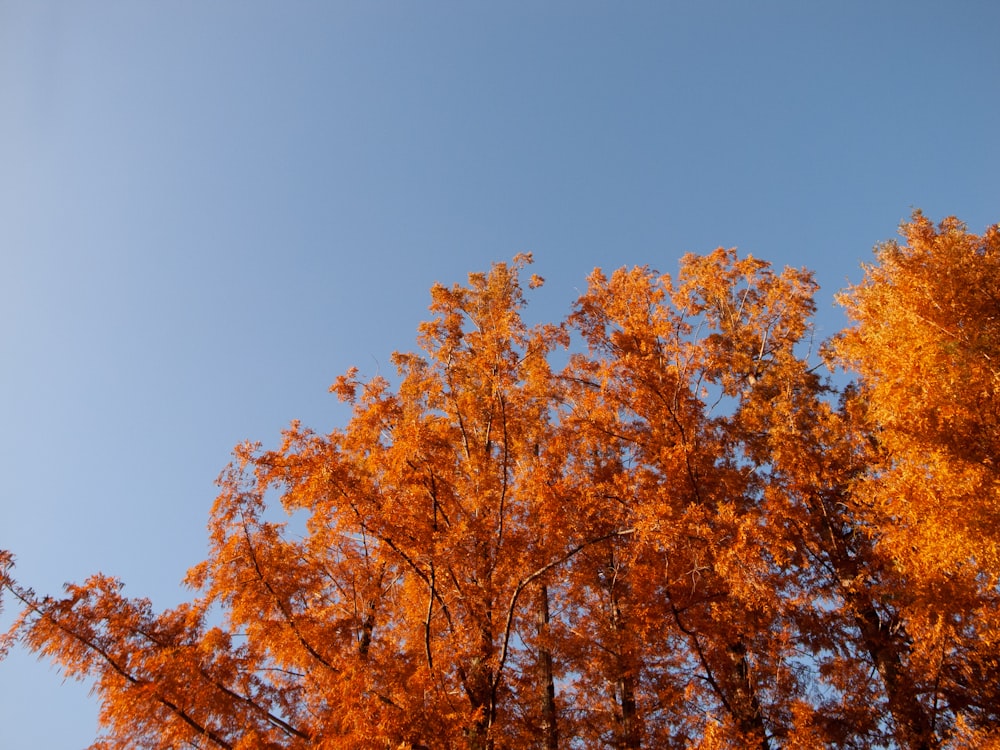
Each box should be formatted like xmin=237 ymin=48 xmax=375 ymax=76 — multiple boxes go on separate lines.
xmin=1 ymin=2 xmax=997 ymax=746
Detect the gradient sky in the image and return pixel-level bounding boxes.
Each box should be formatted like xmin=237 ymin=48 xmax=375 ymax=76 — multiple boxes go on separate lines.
xmin=1 ymin=2 xmax=998 ymax=746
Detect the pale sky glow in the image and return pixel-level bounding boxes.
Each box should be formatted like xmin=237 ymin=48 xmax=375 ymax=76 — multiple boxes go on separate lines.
xmin=1 ymin=2 xmax=998 ymax=746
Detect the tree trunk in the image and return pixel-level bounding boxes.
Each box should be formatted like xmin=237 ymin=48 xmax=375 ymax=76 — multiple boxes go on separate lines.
xmin=852 ymin=601 xmax=935 ymax=750
xmin=818 ymin=489 xmax=935 ymax=749
xmin=724 ymin=639 xmax=770 ymax=750
xmin=607 ymin=552 xmax=640 ymax=750
xmin=615 ymin=666 xmax=640 ymax=750
xmin=462 ymin=606 xmax=496 ymax=750
xmin=537 ymin=584 xmax=559 ymax=750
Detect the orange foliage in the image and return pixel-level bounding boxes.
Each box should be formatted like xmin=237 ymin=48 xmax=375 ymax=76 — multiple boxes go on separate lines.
xmin=3 ymin=219 xmax=1000 ymax=749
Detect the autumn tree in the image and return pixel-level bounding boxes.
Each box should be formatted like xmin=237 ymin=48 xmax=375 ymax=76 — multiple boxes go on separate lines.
xmin=830 ymin=212 xmax=1000 ymax=747
xmin=3 ymin=213 xmax=1000 ymax=749
xmin=552 ymin=252 xmax=818 ymax=748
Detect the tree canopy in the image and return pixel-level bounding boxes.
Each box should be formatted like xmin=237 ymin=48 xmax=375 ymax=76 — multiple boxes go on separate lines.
xmin=3 ymin=212 xmax=999 ymax=749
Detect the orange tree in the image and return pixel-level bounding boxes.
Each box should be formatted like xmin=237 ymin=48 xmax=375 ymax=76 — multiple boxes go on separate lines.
xmin=3 ymin=214 xmax=999 ymax=749
xmin=830 ymin=213 xmax=1000 ymax=748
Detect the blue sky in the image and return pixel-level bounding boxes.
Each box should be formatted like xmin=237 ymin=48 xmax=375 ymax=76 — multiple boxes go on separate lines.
xmin=1 ymin=2 xmax=998 ymax=746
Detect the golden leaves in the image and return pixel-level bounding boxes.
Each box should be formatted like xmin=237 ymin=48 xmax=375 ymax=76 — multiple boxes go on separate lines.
xmin=834 ymin=212 xmax=1000 ymax=572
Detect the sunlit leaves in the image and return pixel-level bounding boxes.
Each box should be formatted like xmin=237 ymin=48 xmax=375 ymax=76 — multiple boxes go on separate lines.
xmin=3 ymin=218 xmax=1000 ymax=748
